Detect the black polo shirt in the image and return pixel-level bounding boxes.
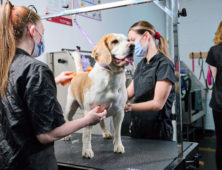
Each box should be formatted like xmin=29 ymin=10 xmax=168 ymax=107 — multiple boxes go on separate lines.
xmin=206 ymin=44 xmax=222 ymax=112
xmin=0 ymin=48 xmax=65 ymax=170
xmin=130 ymin=52 xmax=175 ymax=140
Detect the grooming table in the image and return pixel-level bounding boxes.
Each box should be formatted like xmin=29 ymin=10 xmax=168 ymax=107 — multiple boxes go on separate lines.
xmin=55 ymin=133 xmax=198 ymax=170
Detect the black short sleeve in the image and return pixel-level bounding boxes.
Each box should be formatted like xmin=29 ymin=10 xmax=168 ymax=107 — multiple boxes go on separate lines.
xmin=206 ymin=47 xmax=217 ymax=67
xmin=24 ymin=65 xmax=65 ymax=135
xmin=133 ymin=58 xmax=144 ymax=80
xmin=156 ymin=60 xmax=175 ymax=84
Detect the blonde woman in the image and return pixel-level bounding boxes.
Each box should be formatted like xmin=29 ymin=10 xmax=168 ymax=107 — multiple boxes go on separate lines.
xmin=125 ymin=21 xmax=175 ymax=140
xmin=206 ymin=21 xmax=222 ymax=170
xmin=0 ymin=1 xmax=106 ymax=170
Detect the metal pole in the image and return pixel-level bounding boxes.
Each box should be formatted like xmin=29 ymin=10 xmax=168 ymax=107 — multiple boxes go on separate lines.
xmin=172 ymin=0 xmax=183 ymax=158
xmin=41 ymin=0 xmax=156 ymax=19
xmin=153 ymin=0 xmax=172 ymax=18
xmin=165 ymin=1 xmax=174 ymax=59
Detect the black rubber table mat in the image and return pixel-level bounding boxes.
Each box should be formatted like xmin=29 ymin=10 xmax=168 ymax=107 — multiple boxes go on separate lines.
xmin=55 ymin=133 xmax=193 ymax=170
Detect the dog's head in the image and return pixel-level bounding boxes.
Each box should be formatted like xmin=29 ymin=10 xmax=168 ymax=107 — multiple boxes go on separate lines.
xmin=92 ymin=34 xmax=134 ymax=67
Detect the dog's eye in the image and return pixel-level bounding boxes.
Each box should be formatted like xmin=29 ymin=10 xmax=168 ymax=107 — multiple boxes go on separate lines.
xmin=112 ymin=40 xmax=119 ymax=44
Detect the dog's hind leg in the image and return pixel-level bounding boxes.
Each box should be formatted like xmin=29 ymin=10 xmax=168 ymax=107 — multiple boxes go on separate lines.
xmin=63 ymin=86 xmax=79 ymax=141
xmin=100 ymin=120 xmax=112 ymax=139
xmin=64 ymin=86 xmax=79 ymax=121
xmin=82 ymin=125 xmax=94 ymax=158
xmin=112 ymin=112 xmax=125 ymax=153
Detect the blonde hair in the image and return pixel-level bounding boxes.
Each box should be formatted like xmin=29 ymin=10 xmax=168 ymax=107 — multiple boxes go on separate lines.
xmin=129 ymin=20 xmax=170 ymax=59
xmin=0 ymin=1 xmax=40 ymax=97
xmin=214 ymin=21 xmax=222 ymax=45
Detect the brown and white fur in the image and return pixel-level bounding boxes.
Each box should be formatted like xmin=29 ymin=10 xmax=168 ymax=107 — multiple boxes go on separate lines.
xmin=64 ymin=33 xmax=134 ymax=158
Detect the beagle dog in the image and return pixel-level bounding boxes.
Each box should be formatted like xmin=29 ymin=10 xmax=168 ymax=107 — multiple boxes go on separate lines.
xmin=64 ymin=33 xmax=134 ymax=158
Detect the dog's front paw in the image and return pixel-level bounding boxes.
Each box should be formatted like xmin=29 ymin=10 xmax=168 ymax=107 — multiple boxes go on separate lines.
xmin=61 ymin=135 xmax=71 ymax=141
xmin=82 ymin=149 xmax=94 ymax=158
xmin=114 ymin=144 xmax=125 ymax=153
xmin=103 ymin=130 xmax=112 ymax=139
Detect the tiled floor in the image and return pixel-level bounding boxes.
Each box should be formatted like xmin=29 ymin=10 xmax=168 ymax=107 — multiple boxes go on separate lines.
xmin=185 ymin=129 xmax=217 ymax=170
xmin=198 ymin=136 xmax=217 ymax=170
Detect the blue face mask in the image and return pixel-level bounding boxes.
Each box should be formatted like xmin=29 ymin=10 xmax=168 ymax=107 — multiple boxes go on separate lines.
xmin=32 ymin=37 xmax=45 ymax=58
xmin=133 ymin=40 xmax=147 ymax=58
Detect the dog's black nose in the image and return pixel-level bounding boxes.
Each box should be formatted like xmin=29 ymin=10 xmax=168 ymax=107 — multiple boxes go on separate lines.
xmin=129 ymin=44 xmax=135 ymax=51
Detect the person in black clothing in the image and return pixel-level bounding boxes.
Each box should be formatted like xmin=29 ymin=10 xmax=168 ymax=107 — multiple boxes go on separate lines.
xmin=124 ymin=21 xmax=175 ymax=140
xmin=0 ymin=1 xmax=106 ymax=170
xmin=206 ymin=21 xmax=222 ymax=170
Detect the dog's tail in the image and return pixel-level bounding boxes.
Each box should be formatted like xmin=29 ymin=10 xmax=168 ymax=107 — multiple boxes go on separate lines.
xmin=71 ymin=51 xmax=84 ymax=74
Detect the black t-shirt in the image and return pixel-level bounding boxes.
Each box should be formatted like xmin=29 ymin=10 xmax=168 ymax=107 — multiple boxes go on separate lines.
xmin=0 ymin=49 xmax=65 ymax=170
xmin=130 ymin=52 xmax=175 ymax=140
xmin=206 ymin=44 xmax=222 ymax=111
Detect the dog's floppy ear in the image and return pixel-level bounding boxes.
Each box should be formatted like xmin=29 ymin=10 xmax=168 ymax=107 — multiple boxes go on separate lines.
xmin=92 ymin=35 xmax=112 ymax=66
